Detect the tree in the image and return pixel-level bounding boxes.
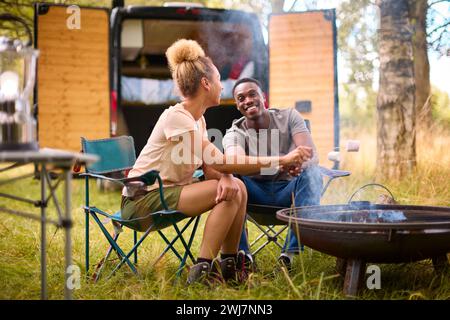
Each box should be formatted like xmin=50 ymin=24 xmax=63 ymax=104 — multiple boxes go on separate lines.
xmin=410 ymin=0 xmax=432 ymax=129
xmin=377 ymin=0 xmax=416 ymax=180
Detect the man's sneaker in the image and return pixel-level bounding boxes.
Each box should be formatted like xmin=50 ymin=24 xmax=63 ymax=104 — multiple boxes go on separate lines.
xmin=277 ymin=254 xmax=292 ymax=272
xmin=236 ymin=251 xmax=256 ymax=282
xmin=186 ymin=262 xmax=211 ymax=285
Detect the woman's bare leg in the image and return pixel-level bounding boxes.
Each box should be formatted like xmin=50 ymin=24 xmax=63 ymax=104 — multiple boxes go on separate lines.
xmin=176 ymin=180 xmax=219 ymax=216
xmin=220 ymin=178 xmax=247 ymax=254
xmin=177 ymin=180 xmax=242 ymax=260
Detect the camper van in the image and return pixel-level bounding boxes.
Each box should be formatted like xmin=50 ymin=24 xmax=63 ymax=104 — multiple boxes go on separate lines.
xmin=34 ymin=1 xmax=339 ymax=165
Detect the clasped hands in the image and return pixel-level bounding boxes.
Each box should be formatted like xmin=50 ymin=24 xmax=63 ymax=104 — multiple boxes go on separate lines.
xmin=280 ymin=146 xmax=313 ymax=177
xmin=214 ymin=146 xmax=312 ymax=203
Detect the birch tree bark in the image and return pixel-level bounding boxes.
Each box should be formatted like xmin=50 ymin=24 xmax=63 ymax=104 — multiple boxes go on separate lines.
xmin=410 ymin=0 xmax=431 ymax=129
xmin=377 ymin=0 xmax=416 ymax=180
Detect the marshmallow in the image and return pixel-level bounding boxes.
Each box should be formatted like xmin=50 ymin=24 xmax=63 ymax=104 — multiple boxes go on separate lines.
xmin=327 ymin=151 xmax=340 ymax=162
xmin=346 ymin=140 xmax=360 ymax=152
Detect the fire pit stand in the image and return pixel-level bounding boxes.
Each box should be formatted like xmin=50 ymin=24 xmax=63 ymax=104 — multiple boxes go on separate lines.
xmin=276 ymin=203 xmax=450 ymax=297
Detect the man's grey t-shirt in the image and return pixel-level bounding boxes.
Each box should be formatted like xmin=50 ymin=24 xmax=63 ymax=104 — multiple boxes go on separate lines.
xmin=222 ymin=108 xmax=308 ymax=181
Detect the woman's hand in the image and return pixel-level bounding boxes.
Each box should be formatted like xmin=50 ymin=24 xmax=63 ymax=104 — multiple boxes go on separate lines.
xmin=216 ymin=174 xmax=240 ymax=203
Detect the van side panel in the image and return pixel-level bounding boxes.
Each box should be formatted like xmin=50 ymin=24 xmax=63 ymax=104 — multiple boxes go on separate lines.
xmin=37 ymin=6 xmax=110 ymax=151
xmin=269 ymin=11 xmax=338 ymax=167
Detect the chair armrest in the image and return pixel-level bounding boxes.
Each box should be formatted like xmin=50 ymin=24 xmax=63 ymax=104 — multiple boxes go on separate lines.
xmin=80 ymin=170 xmax=161 ymax=187
xmin=78 ymin=172 xmax=126 ymax=186
xmin=123 ymin=170 xmax=170 ymax=211
xmin=82 ymin=169 xmax=170 ymax=210
xmin=319 ymin=166 xmax=351 ymax=178
xmin=122 ymin=169 xmax=161 ymax=186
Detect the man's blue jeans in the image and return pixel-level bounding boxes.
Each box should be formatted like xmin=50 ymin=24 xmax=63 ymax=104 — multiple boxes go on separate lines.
xmin=238 ymin=166 xmax=323 ymax=255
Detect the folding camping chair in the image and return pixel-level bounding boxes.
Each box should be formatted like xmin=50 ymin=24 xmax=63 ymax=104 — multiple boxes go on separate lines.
xmin=80 ymin=136 xmax=200 ymax=281
xmin=245 ymin=120 xmax=351 ymax=256
xmin=246 ymin=167 xmax=350 ymax=256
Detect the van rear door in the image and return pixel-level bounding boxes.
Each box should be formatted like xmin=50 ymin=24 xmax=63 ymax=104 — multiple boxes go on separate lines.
xmin=269 ymin=10 xmax=338 ymax=167
xmin=35 ymin=3 xmax=110 ymax=152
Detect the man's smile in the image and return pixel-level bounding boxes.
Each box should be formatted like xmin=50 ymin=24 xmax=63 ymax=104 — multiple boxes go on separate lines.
xmin=244 ymin=105 xmax=258 ymax=112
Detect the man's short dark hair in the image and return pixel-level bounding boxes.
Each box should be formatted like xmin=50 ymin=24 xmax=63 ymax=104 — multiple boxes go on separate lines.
xmin=232 ymin=77 xmax=263 ymax=97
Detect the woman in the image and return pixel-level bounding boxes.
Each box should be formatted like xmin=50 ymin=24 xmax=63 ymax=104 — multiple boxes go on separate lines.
xmin=121 ymin=39 xmax=312 ymax=285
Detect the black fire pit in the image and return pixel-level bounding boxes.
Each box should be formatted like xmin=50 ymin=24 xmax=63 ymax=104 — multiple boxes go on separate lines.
xmin=276 ymin=203 xmax=450 ymax=296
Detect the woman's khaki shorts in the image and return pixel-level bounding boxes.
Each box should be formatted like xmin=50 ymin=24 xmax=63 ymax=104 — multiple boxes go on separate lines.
xmin=121 ymin=185 xmax=184 ymax=232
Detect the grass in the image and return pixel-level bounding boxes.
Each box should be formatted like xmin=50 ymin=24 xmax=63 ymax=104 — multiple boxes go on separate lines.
xmin=0 ymin=125 xmax=449 ymax=300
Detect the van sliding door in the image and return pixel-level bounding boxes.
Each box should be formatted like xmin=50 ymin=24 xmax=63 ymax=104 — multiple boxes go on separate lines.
xmin=35 ymin=4 xmax=110 ymax=152
xmin=269 ymin=10 xmax=338 ymax=167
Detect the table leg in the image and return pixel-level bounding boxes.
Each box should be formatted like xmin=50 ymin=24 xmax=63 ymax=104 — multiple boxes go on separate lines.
xmin=64 ymin=169 xmax=73 ymax=300
xmin=40 ymin=165 xmax=47 ymax=300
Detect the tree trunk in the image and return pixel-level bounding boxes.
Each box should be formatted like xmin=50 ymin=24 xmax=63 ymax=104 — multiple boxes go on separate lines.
xmin=410 ymin=0 xmax=431 ymax=129
xmin=377 ymin=0 xmax=416 ymax=180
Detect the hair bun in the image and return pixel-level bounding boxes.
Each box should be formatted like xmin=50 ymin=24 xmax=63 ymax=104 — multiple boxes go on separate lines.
xmin=166 ymin=39 xmax=205 ymax=71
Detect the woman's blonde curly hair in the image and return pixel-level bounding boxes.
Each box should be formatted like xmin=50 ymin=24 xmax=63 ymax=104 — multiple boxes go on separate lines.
xmin=166 ymin=39 xmax=214 ymax=98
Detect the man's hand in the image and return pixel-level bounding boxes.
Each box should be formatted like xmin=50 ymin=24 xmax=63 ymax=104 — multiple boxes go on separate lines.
xmin=280 ymin=163 xmax=302 ymax=177
xmin=216 ymin=174 xmax=240 ymax=203
xmin=280 ymin=146 xmax=312 ymax=167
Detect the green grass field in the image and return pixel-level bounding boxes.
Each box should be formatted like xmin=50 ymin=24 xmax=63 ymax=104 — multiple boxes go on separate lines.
xmin=0 ymin=126 xmax=449 ymax=300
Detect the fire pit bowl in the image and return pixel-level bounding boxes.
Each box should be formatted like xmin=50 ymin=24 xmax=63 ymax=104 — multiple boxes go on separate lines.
xmin=276 ymin=203 xmax=450 ymax=296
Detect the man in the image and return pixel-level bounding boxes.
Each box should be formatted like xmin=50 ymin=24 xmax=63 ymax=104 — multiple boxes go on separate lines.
xmin=222 ymin=78 xmax=323 ymax=271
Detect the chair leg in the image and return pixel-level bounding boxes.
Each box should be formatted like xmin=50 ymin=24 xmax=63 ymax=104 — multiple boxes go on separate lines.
xmin=176 ymin=216 xmax=201 ymax=277
xmin=172 ymin=220 xmax=195 ymax=263
xmin=251 ymin=225 xmax=288 ymax=256
xmin=85 ymin=211 xmax=89 ymax=275
xmin=133 ymin=230 xmax=138 ymax=264
xmin=154 ymin=217 xmax=199 ymax=266
xmin=108 ymin=224 xmax=157 ymax=278
xmin=321 ymin=177 xmax=335 ymax=197
xmin=90 ymin=212 xmax=138 ymax=275
xmin=185 ymin=216 xmax=200 ymax=264
xmin=84 ymin=176 xmax=90 ymax=276
xmin=157 ymin=230 xmax=183 ymax=263
xmin=93 ymin=233 xmax=120 ymax=282
xmin=250 ymin=231 xmax=267 ymax=247
xmin=109 ymin=216 xmax=200 ymax=279
xmin=252 ymin=242 xmax=269 ymax=256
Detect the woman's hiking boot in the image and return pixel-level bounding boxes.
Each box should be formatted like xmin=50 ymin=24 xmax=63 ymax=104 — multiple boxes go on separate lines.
xmin=186 ymin=262 xmax=211 ymax=285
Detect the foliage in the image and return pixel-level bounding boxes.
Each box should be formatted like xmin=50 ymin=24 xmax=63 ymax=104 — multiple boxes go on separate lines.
xmin=337 ymin=0 xmax=378 ymax=109
xmin=431 ymin=85 xmax=450 ymax=126
xmin=339 ymin=83 xmax=377 ymax=129
xmin=427 ymin=0 xmax=450 ymax=57
xmin=0 ymin=0 xmax=274 ymax=42
xmin=336 ymin=0 xmax=450 ymax=129
xmin=0 ymin=0 xmax=35 ymax=41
